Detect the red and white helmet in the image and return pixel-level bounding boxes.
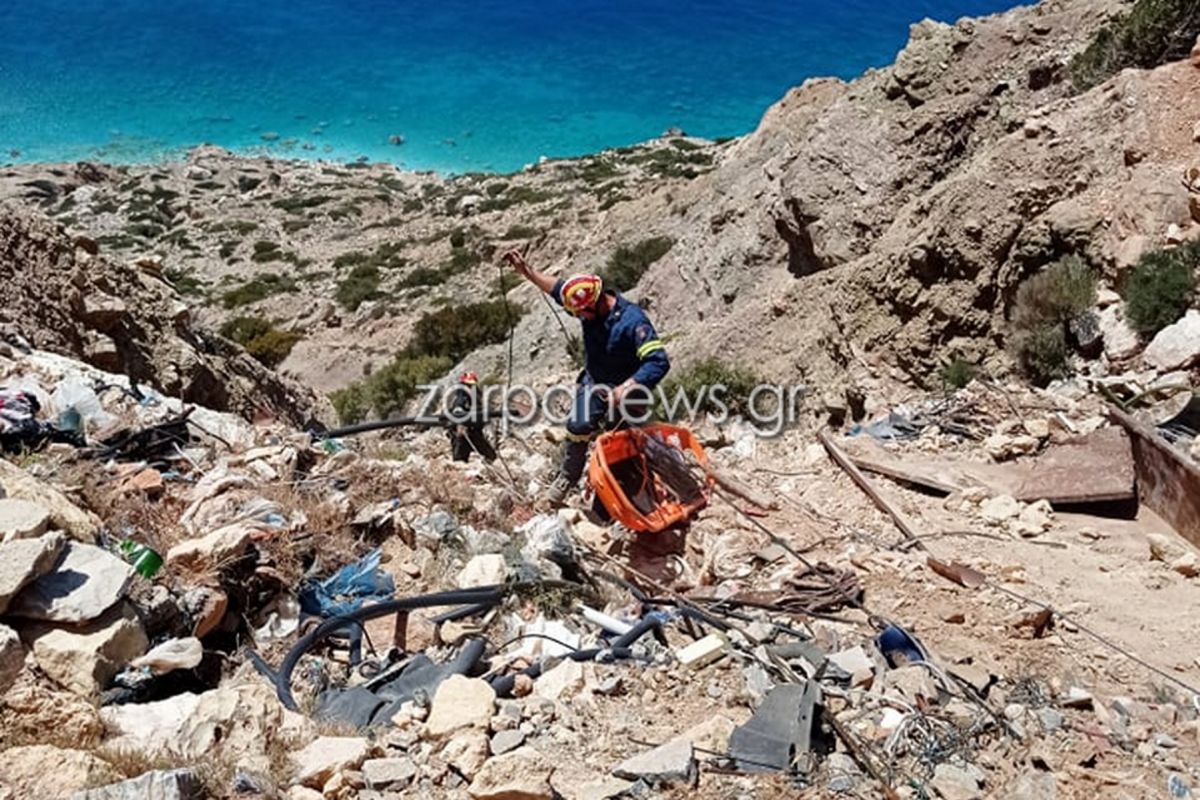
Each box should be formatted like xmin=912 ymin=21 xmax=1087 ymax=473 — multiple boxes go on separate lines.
xmin=458 ymin=371 xmax=479 ymax=385
xmin=561 ymin=274 xmax=604 ymax=317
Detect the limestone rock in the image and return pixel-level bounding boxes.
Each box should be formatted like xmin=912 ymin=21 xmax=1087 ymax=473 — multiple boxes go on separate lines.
xmin=1 ymin=669 xmax=104 ymax=747
xmin=443 ymin=729 xmax=490 ymax=778
xmin=613 ymin=738 xmax=696 ymax=786
xmin=70 ymin=769 xmax=202 ymax=800
xmin=0 ymin=498 xmax=51 ymax=542
xmin=1014 ymin=499 xmax=1053 ymax=538
xmin=490 ymin=729 xmax=526 ymax=756
xmin=881 ymin=665 xmax=941 ymax=704
xmin=0 ymin=530 xmax=65 ymax=613
xmin=1143 ymin=310 xmax=1200 ymax=371
xmin=426 ymin=675 xmax=496 ymax=738
xmin=362 ymin=757 xmax=417 ymax=790
xmin=534 ymin=658 xmax=593 ymax=702
xmin=1193 ymin=33 xmax=1200 ymax=67
xmin=0 ymin=460 xmax=99 ymax=540
xmin=468 ymin=746 xmax=555 ymax=800
xmin=980 ymin=495 xmax=1021 ymax=523
xmin=457 ymin=553 xmax=508 ymax=589
xmin=1148 ymin=533 xmax=1190 ymax=565
xmin=0 ymin=624 xmax=23 ymax=694
xmin=29 ymin=604 xmax=148 ymax=696
xmin=0 ymin=745 xmax=121 ymax=799
xmin=929 ymin=762 xmax=984 ymax=800
xmin=290 ymin=736 xmax=371 ymax=788
xmin=166 ymin=524 xmax=252 ymax=570
xmin=1098 ymin=305 xmax=1141 ymax=361
xmin=9 ymin=541 xmax=134 ymax=623
xmin=1004 ymin=769 xmax=1057 ymax=800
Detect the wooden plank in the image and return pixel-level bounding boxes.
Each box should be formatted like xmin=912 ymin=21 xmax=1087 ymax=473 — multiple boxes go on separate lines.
xmin=1109 ymin=408 xmax=1200 ymax=549
xmin=818 ymin=430 xmax=925 ymax=549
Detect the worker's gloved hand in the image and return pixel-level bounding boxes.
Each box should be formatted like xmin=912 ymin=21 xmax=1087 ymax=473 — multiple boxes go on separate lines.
xmin=502 ymin=249 xmax=531 ymax=277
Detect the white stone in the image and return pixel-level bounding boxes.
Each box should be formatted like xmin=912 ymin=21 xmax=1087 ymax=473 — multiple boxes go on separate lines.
xmin=0 ymin=745 xmax=122 ymax=799
xmin=70 ymin=768 xmax=201 ymax=800
xmin=362 ymin=757 xmax=417 ymax=790
xmin=0 ymin=459 xmax=100 ymax=540
xmin=9 ymin=542 xmax=134 ymax=624
xmin=930 ymin=763 xmax=983 ymax=800
xmin=980 ymin=495 xmax=1022 ymax=523
xmin=1098 ymin=304 xmax=1142 ymax=361
xmin=457 ymin=554 xmax=508 ymax=589
xmin=166 ymin=524 xmax=252 ymax=570
xmin=426 ymin=675 xmax=496 ymax=738
xmin=613 ymin=737 xmax=695 ymax=786
xmin=290 ymin=736 xmax=371 ymax=788
xmin=468 ymin=746 xmax=555 ymax=800
xmin=442 ymin=729 xmax=490 ymax=777
xmin=1144 ymin=310 xmax=1200 ymax=371
xmin=30 ymin=605 xmax=148 ymax=696
xmin=0 ymin=531 xmax=65 ymax=614
xmin=1148 ymin=533 xmax=1190 ymax=565
xmin=0 ymin=498 xmax=51 ymax=542
xmin=1095 ymin=288 xmax=1121 ymax=308
xmin=0 ymin=623 xmax=23 ymax=694
xmin=881 ymin=665 xmax=940 ymax=703
xmin=535 ymin=658 xmax=591 ymax=701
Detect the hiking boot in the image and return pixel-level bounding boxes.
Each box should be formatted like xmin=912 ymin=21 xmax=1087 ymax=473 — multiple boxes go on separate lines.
xmin=538 ymin=474 xmax=575 ymax=511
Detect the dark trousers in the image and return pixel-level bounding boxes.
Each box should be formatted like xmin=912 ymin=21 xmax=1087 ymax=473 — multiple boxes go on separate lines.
xmin=560 ymin=384 xmax=648 ymax=485
xmin=450 ymin=425 xmax=497 ymax=463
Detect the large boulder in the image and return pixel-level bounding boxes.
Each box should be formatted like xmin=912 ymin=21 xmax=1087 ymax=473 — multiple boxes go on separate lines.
xmin=0 ymin=498 xmax=51 ymax=542
xmin=100 ymin=682 xmax=317 ymax=765
xmin=0 ymin=460 xmax=99 ymax=541
xmin=27 ymin=604 xmax=147 ymax=697
xmin=1143 ymin=310 xmax=1200 ymax=371
xmin=8 ymin=541 xmax=134 ymax=624
xmin=0 ymin=531 xmax=65 ymax=613
xmin=425 ymin=675 xmax=496 ymax=739
xmin=0 ymin=745 xmax=122 ymax=800
xmin=0 ymin=669 xmax=104 ymax=750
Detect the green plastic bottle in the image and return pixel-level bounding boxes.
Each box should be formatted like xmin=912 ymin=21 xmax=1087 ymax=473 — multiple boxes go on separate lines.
xmin=119 ymin=540 xmax=163 ymax=579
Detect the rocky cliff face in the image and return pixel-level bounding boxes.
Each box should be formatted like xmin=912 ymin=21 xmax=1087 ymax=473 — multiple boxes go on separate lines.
xmin=496 ymin=0 xmax=1198 ymax=406
xmin=0 ymin=206 xmax=319 ymax=425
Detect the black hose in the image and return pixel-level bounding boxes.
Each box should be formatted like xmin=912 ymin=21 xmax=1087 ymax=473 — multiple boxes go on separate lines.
xmin=268 ymin=585 xmax=507 ymax=710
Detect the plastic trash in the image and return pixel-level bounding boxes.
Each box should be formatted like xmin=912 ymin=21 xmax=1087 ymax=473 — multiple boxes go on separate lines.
xmin=1170 ymin=774 xmax=1194 ymax=799
xmin=118 ymin=539 xmax=163 ymax=578
xmin=300 ymin=548 xmax=396 ymax=618
xmin=51 ymin=376 xmax=112 ymax=430
xmin=254 ymin=595 xmax=301 ymax=642
xmin=131 ymin=637 xmax=203 ymax=675
xmin=850 ymin=410 xmax=924 ymax=441
xmin=876 ymin=624 xmax=929 ymax=667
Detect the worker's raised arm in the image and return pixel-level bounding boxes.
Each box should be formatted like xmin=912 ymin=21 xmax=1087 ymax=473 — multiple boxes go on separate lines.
xmin=502 ymin=250 xmax=557 ymax=296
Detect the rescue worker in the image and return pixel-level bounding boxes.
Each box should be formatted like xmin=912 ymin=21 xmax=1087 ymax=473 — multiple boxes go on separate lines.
xmin=503 ymin=250 xmax=670 ymax=506
xmin=446 ymin=371 xmax=497 ymax=463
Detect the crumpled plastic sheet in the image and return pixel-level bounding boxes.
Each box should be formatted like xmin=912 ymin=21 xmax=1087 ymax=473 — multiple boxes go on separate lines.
xmin=850 ymin=411 xmax=925 ymax=441
xmin=300 ymin=548 xmax=396 ymax=619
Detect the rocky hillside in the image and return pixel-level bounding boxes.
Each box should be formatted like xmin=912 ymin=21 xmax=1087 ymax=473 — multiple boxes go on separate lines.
xmin=0 ymin=206 xmax=319 ymax=426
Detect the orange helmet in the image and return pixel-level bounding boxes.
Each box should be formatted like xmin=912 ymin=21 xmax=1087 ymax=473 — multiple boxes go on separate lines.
xmin=458 ymin=371 xmax=479 ymax=385
xmin=561 ymin=274 xmax=604 ymax=317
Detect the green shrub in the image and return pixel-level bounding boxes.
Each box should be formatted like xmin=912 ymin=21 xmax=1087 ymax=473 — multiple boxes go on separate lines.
xmin=1014 ymin=326 xmax=1071 ymax=385
xmin=221 ymin=274 xmax=296 ymax=308
xmin=405 ymin=299 xmax=519 ymax=362
xmin=331 ymin=354 xmax=454 ymax=423
xmin=165 ymin=267 xmax=204 ymax=296
xmin=218 ymin=240 xmax=239 ymax=259
xmin=1124 ymin=241 xmax=1198 ymax=334
xmin=219 ymin=316 xmax=301 ymax=368
xmin=602 ymin=236 xmax=675 ymax=291
xmin=335 ymin=264 xmax=382 ymax=311
xmin=444 ymin=247 xmax=481 ymax=276
xmin=656 ymin=357 xmax=759 ymax=418
xmin=449 ymin=227 xmax=467 ymax=249
xmin=1010 ymin=256 xmax=1098 ymax=384
xmin=1070 ymin=0 xmax=1200 ymax=90
xmin=398 ymin=266 xmax=448 ymax=288
xmin=940 ymin=358 xmax=977 ymax=390
xmin=271 ymin=194 xmax=332 ymax=213
xmin=501 ymin=224 xmax=540 ymax=240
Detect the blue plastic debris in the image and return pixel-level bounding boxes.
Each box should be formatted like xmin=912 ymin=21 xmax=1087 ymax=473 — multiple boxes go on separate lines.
xmin=300 ymin=548 xmax=396 ymax=619
xmin=1169 ymin=774 xmax=1193 ymax=798
xmin=876 ymin=624 xmax=929 ymax=667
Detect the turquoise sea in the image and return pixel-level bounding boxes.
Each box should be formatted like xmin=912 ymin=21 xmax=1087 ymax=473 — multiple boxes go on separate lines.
xmin=0 ymin=0 xmax=1018 ymax=174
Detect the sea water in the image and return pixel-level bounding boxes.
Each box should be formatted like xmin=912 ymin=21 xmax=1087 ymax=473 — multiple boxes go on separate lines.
xmin=0 ymin=0 xmax=1018 ymax=173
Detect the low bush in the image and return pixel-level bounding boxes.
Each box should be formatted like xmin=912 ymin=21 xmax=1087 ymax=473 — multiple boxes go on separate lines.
xmin=603 ymin=236 xmax=674 ymax=291
xmin=335 ymin=264 xmax=382 ymax=311
xmin=1010 ymin=255 xmax=1097 ymax=384
xmin=1070 ymin=0 xmax=1200 ymax=90
xmin=655 ymin=357 xmax=758 ymax=419
xmin=221 ymin=274 xmax=296 ymax=308
xmin=501 ymin=224 xmax=540 ymax=240
xmin=1124 ymin=240 xmax=1198 ymax=334
xmin=219 ymin=316 xmax=302 ymax=368
xmin=940 ymin=358 xmax=977 ymax=391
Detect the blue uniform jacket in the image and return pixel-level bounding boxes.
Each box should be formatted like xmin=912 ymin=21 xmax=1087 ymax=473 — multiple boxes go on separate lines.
xmin=551 ymin=280 xmax=670 ymax=389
